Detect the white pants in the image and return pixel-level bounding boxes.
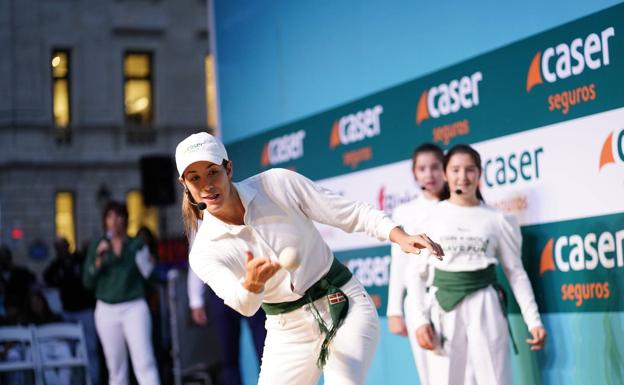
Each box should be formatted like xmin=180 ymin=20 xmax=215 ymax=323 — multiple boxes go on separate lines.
xmin=258 ymin=277 xmax=380 ymax=385
xmin=404 ymin=294 xmax=432 ymax=385
xmin=427 ymin=287 xmax=511 ymax=385
xmin=405 ymin=294 xmax=477 ymax=385
xmin=94 ymin=298 xmax=160 ymax=385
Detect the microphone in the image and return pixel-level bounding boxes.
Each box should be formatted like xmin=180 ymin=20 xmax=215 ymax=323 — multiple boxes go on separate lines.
xmin=98 ymin=231 xmax=113 ymax=257
xmin=186 ymin=190 xmax=207 ymax=210
xmin=188 ymin=199 xmax=206 ymax=210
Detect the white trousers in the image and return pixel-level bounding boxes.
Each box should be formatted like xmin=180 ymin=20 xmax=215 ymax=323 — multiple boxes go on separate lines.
xmin=258 ymin=277 xmax=380 ymax=385
xmin=404 ymin=294 xmax=432 ymax=385
xmin=426 ymin=287 xmax=511 ymax=385
xmin=404 ymin=294 xmax=477 ymax=385
xmin=94 ymin=298 xmax=160 ymax=385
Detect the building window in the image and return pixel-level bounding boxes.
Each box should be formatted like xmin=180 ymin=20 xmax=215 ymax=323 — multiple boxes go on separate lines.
xmin=124 ymin=52 xmax=153 ymax=126
xmin=51 ymin=50 xmax=71 ymax=129
xmin=55 ymin=192 xmax=76 ymax=253
xmin=205 ymin=54 xmax=217 ymax=130
xmin=126 ymin=190 xmax=159 ymax=237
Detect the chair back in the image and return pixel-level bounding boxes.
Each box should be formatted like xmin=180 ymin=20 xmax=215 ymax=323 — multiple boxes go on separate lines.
xmin=35 ymin=322 xmax=91 ymax=385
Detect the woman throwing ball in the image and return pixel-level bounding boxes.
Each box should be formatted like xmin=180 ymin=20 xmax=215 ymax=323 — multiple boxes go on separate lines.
xmin=175 ymin=132 xmax=444 ymax=385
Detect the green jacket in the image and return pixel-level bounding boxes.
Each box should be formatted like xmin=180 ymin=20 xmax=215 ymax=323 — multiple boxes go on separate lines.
xmin=83 ymin=236 xmax=154 ymax=304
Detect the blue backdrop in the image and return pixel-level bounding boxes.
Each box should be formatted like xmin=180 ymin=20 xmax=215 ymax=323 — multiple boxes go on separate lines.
xmin=212 ymin=2 xmax=624 ymax=384
xmin=214 ymin=0 xmax=622 ymax=144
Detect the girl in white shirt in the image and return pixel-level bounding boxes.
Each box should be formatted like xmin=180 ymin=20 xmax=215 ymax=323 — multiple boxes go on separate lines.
xmin=386 ymin=143 xmax=446 ymax=385
xmin=407 ymin=144 xmax=547 ymax=385
xmin=174 ymin=132 xmax=444 ymax=385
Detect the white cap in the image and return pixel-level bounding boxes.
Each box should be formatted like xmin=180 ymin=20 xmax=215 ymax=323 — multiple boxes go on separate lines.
xmin=175 ymin=132 xmax=229 ymax=176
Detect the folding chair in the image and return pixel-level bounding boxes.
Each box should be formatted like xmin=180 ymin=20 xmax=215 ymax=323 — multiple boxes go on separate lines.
xmin=0 ymin=325 xmax=42 ymax=385
xmin=35 ymin=322 xmax=91 ymax=385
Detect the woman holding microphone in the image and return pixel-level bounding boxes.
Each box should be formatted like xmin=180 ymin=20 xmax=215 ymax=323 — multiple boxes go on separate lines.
xmin=83 ymin=201 xmax=160 ymax=385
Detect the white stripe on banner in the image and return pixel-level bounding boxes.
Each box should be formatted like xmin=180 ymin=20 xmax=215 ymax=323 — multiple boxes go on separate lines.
xmin=475 ymin=106 xmax=624 ymax=225
xmin=314 ymin=106 xmax=624 ymax=252
xmin=315 ymin=160 xmax=417 ymax=252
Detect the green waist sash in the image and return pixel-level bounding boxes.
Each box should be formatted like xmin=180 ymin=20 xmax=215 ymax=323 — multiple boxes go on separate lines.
xmin=261 ymin=257 xmax=352 ymax=367
xmin=433 ymin=265 xmax=518 ymax=354
xmin=433 ymin=265 xmax=498 ymax=312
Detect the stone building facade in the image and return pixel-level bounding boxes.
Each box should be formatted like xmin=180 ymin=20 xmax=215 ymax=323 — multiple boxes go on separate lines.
xmin=0 ymin=0 xmax=212 ymax=275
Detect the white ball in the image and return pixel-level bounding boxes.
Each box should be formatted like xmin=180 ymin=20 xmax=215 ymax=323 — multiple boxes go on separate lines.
xmin=279 ymin=246 xmax=300 ymax=270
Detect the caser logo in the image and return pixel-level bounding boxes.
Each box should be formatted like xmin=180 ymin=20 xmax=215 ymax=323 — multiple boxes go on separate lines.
xmin=260 ymin=130 xmax=306 ymax=167
xmin=526 ymin=26 xmax=615 ymax=92
xmin=377 ymin=186 xmax=415 ymax=214
xmin=539 ymin=229 xmax=624 ymax=276
xmin=538 ymin=228 xmax=622 ymax=307
xmin=416 ymin=71 xmax=482 ymax=125
xmin=599 ymin=128 xmax=624 ymax=171
xmin=330 ymin=105 xmax=383 ymax=149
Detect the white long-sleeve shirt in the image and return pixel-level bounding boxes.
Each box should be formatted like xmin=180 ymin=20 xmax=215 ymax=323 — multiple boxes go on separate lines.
xmin=187 ymin=269 xmax=205 ymax=309
xmin=386 ymin=195 xmax=438 ymax=317
xmin=189 ymin=168 xmax=397 ymax=316
xmin=187 ymin=220 xmax=206 ymax=309
xmin=406 ymin=200 xmax=543 ymax=331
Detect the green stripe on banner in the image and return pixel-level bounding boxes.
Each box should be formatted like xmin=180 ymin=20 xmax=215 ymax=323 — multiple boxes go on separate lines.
xmin=334 ymin=246 xmax=391 ymax=313
xmin=227 ymin=3 xmax=624 ymax=182
xmin=501 ymin=211 xmax=624 ymax=314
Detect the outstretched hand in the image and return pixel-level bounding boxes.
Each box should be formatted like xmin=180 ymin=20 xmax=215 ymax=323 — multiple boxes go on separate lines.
xmin=390 ymin=227 xmax=444 ymax=260
xmin=242 ymin=251 xmax=281 ymax=293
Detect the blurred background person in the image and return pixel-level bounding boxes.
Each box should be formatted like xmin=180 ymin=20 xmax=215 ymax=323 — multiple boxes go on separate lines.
xmin=44 ymin=236 xmax=100 ymax=385
xmin=0 ymin=245 xmax=37 ymax=326
xmin=136 ymin=225 xmax=169 ymax=383
xmin=386 ymin=143 xmax=446 ymax=385
xmin=27 ymin=290 xmax=72 ymax=385
xmin=83 ymin=201 xmax=160 ymax=385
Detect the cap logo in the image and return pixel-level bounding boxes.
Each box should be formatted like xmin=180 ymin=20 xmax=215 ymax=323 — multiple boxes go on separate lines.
xmin=184 ymin=139 xmax=208 ymax=154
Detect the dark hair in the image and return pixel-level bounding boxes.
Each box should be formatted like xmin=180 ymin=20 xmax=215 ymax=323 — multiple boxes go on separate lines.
xmin=412 ymin=143 xmax=448 ymax=199
xmin=137 ymin=226 xmax=157 ymax=255
xmin=411 ymin=143 xmax=444 ymax=171
xmin=102 ymin=201 xmax=128 ymax=231
xmin=0 ymin=244 xmax=12 ymax=265
xmin=28 ymin=289 xmax=61 ymax=325
xmin=442 ymin=144 xmax=484 ymax=201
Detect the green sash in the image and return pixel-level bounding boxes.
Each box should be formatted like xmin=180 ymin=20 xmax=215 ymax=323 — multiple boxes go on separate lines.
xmin=433 ymin=265 xmax=518 ymax=354
xmin=261 ymin=257 xmax=352 ymax=368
